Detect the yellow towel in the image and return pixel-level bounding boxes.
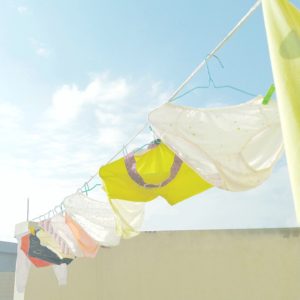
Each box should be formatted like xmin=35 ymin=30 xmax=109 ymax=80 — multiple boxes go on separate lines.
xmin=100 ymin=143 xmax=212 ymax=205
xmin=262 ymin=0 xmax=300 ymax=220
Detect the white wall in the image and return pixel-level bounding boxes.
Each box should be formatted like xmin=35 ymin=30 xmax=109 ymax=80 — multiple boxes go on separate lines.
xmin=25 ymin=228 xmax=300 ymax=300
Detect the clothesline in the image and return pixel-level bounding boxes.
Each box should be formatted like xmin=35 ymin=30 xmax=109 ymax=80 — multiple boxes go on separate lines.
xmin=31 ymin=0 xmax=261 ymax=222
xmin=78 ymin=0 xmax=261 ymax=191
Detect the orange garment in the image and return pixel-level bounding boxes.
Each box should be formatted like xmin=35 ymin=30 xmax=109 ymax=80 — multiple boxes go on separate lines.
xmin=65 ymin=214 xmax=99 ymax=258
xmin=21 ymin=234 xmax=51 ymax=268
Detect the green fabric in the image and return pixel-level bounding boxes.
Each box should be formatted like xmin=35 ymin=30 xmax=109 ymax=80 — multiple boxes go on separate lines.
xmin=262 ymin=0 xmax=300 ymax=219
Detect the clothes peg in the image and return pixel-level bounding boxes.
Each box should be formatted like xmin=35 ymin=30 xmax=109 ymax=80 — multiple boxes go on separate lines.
xmin=262 ymin=84 xmax=275 ymax=105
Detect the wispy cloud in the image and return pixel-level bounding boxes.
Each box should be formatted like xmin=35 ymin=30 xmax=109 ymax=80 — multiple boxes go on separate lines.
xmin=40 ymin=75 xmax=169 ymax=157
xmin=0 ymin=102 xmax=22 ymax=127
xmin=46 ymin=74 xmax=130 ymax=126
xmin=30 ymin=38 xmax=51 ymax=58
xmin=17 ymin=5 xmax=28 ymax=15
xmin=36 ymin=47 xmax=50 ymax=57
xmin=0 ymin=75 xmax=169 ymax=241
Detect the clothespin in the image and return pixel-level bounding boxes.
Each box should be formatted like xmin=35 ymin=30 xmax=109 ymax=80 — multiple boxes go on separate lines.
xmin=262 ymin=84 xmax=275 ymax=105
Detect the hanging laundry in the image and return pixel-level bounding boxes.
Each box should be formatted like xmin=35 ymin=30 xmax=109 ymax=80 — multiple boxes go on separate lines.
xmin=15 ymin=223 xmax=36 ymax=294
xmin=15 ymin=244 xmax=32 ymax=293
xmin=149 ymin=96 xmax=283 ymax=191
xmin=52 ymin=263 xmax=68 ymax=286
xmin=20 ymin=233 xmax=52 ymax=268
xmin=36 ymin=229 xmax=75 ymax=260
xmin=40 ymin=214 xmax=84 ymax=257
xmin=262 ymin=0 xmax=300 ymax=219
xmin=65 ymin=214 xmax=100 ymax=258
xmin=63 ymin=193 xmax=120 ymax=247
xmin=108 ymin=198 xmax=145 ymax=239
xmin=15 ymin=222 xmax=69 ymax=293
xmin=99 ymin=142 xmax=212 ymax=238
xmin=99 ymin=142 xmax=212 ymax=204
xmin=21 ymin=232 xmax=73 ymax=265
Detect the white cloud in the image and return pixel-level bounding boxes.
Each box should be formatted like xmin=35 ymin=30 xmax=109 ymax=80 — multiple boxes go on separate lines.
xmin=17 ymin=5 xmax=28 ymax=14
xmin=0 ymin=102 xmax=22 ymax=126
xmin=0 ymin=75 xmax=170 ymax=241
xmin=95 ymin=111 xmax=122 ymax=126
xmin=97 ymin=127 xmax=125 ymax=148
xmin=30 ymin=38 xmax=51 ymax=58
xmin=36 ymin=47 xmax=50 ymax=57
xmin=46 ymin=75 xmax=131 ymax=126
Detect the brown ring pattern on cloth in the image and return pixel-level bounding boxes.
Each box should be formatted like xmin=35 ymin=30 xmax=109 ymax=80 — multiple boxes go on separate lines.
xmin=124 ymin=146 xmax=183 ymax=188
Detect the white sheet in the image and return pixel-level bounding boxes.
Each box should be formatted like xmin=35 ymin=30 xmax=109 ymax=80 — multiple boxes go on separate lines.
xmin=149 ymin=96 xmax=283 ymax=191
xmin=63 ymin=193 xmax=120 ymax=247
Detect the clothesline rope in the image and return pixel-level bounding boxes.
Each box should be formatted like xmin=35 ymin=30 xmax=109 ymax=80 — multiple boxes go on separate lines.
xmin=31 ymin=0 xmax=261 ymax=222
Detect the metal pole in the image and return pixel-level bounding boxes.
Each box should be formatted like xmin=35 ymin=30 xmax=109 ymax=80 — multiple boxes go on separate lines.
xmin=27 ymin=198 xmax=29 ymax=222
xmin=167 ymin=0 xmax=262 ymax=102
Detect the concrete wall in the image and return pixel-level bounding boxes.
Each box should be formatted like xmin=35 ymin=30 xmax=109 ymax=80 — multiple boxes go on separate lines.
xmin=0 ymin=241 xmax=17 ymax=300
xmin=25 ymin=228 xmax=300 ymax=300
xmin=0 ymin=272 xmax=15 ymax=300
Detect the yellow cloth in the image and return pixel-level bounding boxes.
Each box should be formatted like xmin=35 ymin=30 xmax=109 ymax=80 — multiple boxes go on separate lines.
xmin=99 ymin=143 xmax=212 ymax=205
xmin=108 ymin=199 xmax=145 ymax=239
xmin=262 ymin=0 xmax=300 ymax=219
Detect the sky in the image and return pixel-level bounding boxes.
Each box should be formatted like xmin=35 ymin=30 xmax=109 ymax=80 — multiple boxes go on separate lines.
xmin=0 ymin=0 xmax=299 ymax=242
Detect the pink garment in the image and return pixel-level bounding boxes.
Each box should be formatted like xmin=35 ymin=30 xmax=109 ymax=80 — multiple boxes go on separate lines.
xmin=65 ymin=214 xmax=99 ymax=258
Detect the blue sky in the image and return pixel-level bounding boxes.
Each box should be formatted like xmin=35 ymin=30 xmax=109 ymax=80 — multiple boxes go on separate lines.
xmin=0 ymin=0 xmax=299 ymax=241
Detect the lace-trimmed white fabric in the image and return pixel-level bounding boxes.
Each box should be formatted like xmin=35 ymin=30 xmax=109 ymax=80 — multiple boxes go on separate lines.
xmin=149 ymin=96 xmax=283 ymax=191
xmin=40 ymin=215 xmax=83 ymax=257
xmin=63 ymin=193 xmax=120 ymax=247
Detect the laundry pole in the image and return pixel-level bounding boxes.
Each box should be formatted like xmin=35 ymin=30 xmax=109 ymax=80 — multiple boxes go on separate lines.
xmin=168 ymin=0 xmax=262 ymax=102
xmin=26 ymin=198 xmax=29 ymax=222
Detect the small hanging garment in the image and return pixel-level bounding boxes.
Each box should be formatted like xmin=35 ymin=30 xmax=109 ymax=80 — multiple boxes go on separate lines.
xmin=99 ymin=142 xmax=212 ymax=238
xmin=262 ymin=0 xmax=300 ymax=219
xmin=21 ymin=231 xmax=73 ymax=265
xmin=36 ymin=229 xmax=75 ymax=260
xmin=99 ymin=142 xmax=212 ymax=205
xmin=108 ymin=198 xmax=145 ymax=239
xmin=65 ymin=214 xmax=100 ymax=258
xmin=63 ymin=193 xmax=120 ymax=247
xmin=15 ymin=222 xmax=68 ymax=294
xmin=40 ymin=214 xmax=84 ymax=257
xmin=20 ymin=233 xmax=52 ymax=268
xmin=52 ymin=263 xmax=68 ymax=286
xmin=15 ymin=228 xmax=36 ymax=294
xmin=148 ymin=96 xmax=283 ymax=191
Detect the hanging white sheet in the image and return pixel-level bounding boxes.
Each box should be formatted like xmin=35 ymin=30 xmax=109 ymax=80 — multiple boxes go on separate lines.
xmin=149 ymin=96 xmax=283 ymax=191
xmin=63 ymin=193 xmax=120 ymax=247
